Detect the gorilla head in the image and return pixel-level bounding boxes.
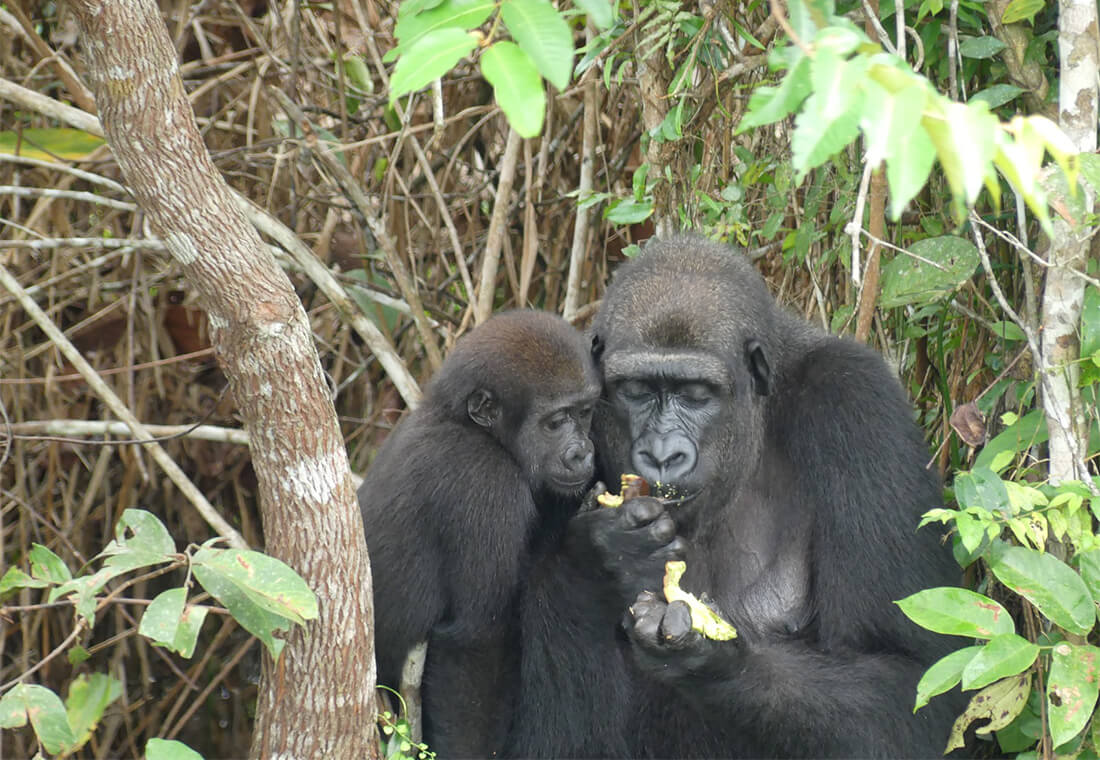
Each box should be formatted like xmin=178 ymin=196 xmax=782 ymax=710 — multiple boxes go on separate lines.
xmin=429 ymin=309 xmax=600 ymax=500
xmin=591 ymin=235 xmax=781 ymax=504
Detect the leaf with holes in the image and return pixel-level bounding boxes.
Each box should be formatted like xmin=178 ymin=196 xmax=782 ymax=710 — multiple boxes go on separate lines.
xmin=879 ymin=235 xmax=980 ymax=308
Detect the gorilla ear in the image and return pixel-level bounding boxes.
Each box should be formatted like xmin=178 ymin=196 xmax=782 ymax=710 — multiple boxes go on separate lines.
xmin=745 ymin=339 xmax=771 ymax=396
xmin=467 ymin=389 xmax=500 ymax=429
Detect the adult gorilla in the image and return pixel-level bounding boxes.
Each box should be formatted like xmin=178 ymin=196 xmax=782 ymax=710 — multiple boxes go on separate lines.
xmin=506 ymin=234 xmax=961 ymax=758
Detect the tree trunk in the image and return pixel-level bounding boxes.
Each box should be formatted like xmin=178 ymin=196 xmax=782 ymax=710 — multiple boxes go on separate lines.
xmin=1041 ymin=0 xmax=1098 ymax=483
xmin=67 ymin=1 xmax=380 ymax=756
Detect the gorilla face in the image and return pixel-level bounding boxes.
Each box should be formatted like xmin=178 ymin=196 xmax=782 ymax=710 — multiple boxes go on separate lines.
xmin=594 ymin=340 xmax=770 ymax=506
xmin=513 ymin=389 xmax=599 ymax=498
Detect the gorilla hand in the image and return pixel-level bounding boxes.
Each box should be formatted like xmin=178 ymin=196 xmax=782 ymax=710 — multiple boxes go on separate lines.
xmin=567 ymin=495 xmax=687 ymax=604
xmin=626 ymin=591 xmax=735 ymax=684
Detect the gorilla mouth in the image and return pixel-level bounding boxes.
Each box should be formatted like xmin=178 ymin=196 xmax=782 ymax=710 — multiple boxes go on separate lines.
xmin=651 ymin=482 xmax=697 ymax=505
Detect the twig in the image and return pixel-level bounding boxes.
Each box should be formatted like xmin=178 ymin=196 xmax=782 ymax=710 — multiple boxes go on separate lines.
xmin=476 ymin=128 xmax=523 ymax=323
xmin=7 ymin=420 xmax=250 ymax=445
xmin=0 ymin=185 xmax=137 ymax=210
xmin=563 ymin=38 xmax=599 ymax=322
xmin=0 ymin=261 xmax=248 ymax=549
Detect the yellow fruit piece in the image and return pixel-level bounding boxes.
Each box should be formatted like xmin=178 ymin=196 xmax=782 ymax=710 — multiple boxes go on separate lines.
xmin=662 ymin=561 xmax=738 ymax=641
xmin=597 ymin=492 xmax=624 ymax=508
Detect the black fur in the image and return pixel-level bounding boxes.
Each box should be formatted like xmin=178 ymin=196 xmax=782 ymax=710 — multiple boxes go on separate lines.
xmin=504 ymin=235 xmax=963 ymax=758
xmin=358 ymin=309 xmax=600 ymax=758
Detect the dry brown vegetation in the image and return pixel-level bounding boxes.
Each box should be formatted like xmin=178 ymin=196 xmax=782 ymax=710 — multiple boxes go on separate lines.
xmin=0 ymin=0 xmax=992 ymax=755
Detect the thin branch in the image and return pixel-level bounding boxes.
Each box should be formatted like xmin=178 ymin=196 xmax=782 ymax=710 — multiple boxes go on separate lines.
xmin=476 ymin=128 xmax=523 ymax=323
xmin=563 ymin=41 xmax=599 ymax=322
xmin=7 ymin=420 xmax=250 ymax=445
xmin=0 ymin=185 xmax=137 ymax=210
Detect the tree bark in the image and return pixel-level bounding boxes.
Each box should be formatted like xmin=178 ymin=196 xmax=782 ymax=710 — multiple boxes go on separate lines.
xmin=1041 ymin=0 xmax=1098 ymax=483
xmin=67 ymin=1 xmax=380 ymax=757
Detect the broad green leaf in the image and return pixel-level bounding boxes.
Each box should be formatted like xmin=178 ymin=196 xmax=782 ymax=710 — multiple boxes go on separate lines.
xmin=791 ymin=50 xmax=865 ymax=175
xmin=480 ymin=41 xmax=546 ymax=137
xmin=141 ymin=588 xmax=186 ymax=649
xmin=389 ymin=28 xmax=478 ymax=101
xmin=971 ymin=84 xmax=1025 ymax=109
xmin=1079 ymin=153 xmax=1100 ymax=195
xmin=573 ymin=0 xmax=614 ymax=30
xmin=954 ymin=467 xmax=1010 ymax=512
xmin=861 ymin=81 xmax=926 ymax=169
xmin=975 ymin=409 xmax=1047 ymax=471
xmin=879 ymin=235 xmax=980 ymax=308
xmin=29 ymin=544 xmax=72 ymax=584
xmin=192 ymin=559 xmax=291 ymax=661
xmin=0 ymin=684 xmax=77 ymax=754
xmin=988 ymin=320 xmax=1026 ymax=341
xmin=896 ymin=587 xmax=1014 ymax=638
xmin=193 ymin=548 xmax=319 ymax=623
xmin=1001 ymin=0 xmax=1045 ymax=24
xmin=961 ymin=634 xmax=1039 ymax=690
xmin=0 ymin=567 xmax=49 ymax=596
xmin=1077 ymin=549 xmax=1100 ymax=604
xmin=923 ymin=101 xmax=999 ymax=208
xmin=1079 ymin=280 xmax=1100 ymax=385
xmin=915 ymin=646 xmax=981 ymax=711
xmin=988 ymin=544 xmax=1094 ymax=635
xmin=955 ymin=510 xmax=988 ymax=554
xmin=500 ymin=0 xmax=574 ymax=91
xmin=737 ymin=57 xmax=812 ymax=132
xmin=48 ymin=566 xmax=124 ymax=625
xmin=66 ymin=673 xmax=122 ymax=752
xmin=173 ymin=602 xmax=210 ymax=659
xmin=959 ymin=36 xmax=1007 ymax=59
xmin=605 ymin=199 xmax=655 ymax=225
xmin=1047 ymin=644 xmax=1100 ymax=748
xmin=947 ymin=674 xmax=1032 ymax=752
xmin=886 ymin=126 xmax=936 ymax=218
xmin=390 ymin=0 xmax=495 ymax=58
xmin=0 ymin=128 xmax=105 ymax=161
xmin=98 ymin=509 xmax=176 ymax=573
xmin=146 ymin=738 xmax=205 ymax=760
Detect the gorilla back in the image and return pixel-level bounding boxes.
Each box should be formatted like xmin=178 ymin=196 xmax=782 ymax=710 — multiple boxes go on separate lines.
xmin=508 ymin=235 xmax=961 ymax=758
xmin=358 ymin=309 xmax=600 ymax=757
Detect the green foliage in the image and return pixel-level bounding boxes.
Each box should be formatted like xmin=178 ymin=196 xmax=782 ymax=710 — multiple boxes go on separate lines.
xmin=878 ymin=235 xmax=979 ymax=308
xmin=738 ymin=0 xmax=1077 ymax=225
xmin=146 ymin=738 xmax=206 ymax=760
xmin=0 ymin=510 xmax=319 ymax=757
xmin=900 ymin=447 xmax=1100 ymax=754
xmin=385 ymin=0 xmax=614 ymax=137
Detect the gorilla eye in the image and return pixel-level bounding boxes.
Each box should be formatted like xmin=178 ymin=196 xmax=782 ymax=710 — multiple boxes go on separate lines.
xmin=544 ymin=413 xmax=569 ymax=432
xmin=680 ymin=383 xmax=714 ymax=405
xmin=617 ymin=380 xmax=651 ymax=402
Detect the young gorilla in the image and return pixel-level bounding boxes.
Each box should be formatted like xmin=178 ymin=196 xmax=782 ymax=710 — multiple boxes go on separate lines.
xmin=358 ymin=309 xmax=600 ymax=758
xmin=505 ymin=235 xmax=963 ymax=758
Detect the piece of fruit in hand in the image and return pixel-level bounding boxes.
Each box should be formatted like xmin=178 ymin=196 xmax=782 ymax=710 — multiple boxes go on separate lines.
xmin=596 ymin=473 xmax=650 ymax=507
xmin=662 ymin=560 xmax=738 ymax=641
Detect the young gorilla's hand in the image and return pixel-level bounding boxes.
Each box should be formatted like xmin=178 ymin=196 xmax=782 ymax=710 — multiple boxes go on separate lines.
xmin=566 ymin=495 xmax=686 ymax=605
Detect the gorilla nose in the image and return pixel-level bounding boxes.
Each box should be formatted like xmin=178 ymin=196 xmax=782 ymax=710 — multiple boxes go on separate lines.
xmin=563 ymin=442 xmax=595 ymax=474
xmin=634 ymin=436 xmax=696 ymax=483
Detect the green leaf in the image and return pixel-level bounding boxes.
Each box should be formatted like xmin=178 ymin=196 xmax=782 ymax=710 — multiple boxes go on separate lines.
xmin=146 ymin=738 xmax=205 ymax=760
xmin=896 ymin=587 xmax=1014 ymax=638
xmin=946 ymin=674 xmax=1032 ymax=752
xmin=192 ymin=547 xmax=319 ymax=660
xmin=923 ymin=100 xmax=999 ymax=208
xmin=0 ymin=566 xmax=49 ymax=596
xmin=915 ymin=646 xmax=981 ymax=711
xmin=137 ymin=589 xmax=210 ymax=658
xmin=66 ymin=673 xmax=122 ymax=752
xmin=886 ymin=126 xmax=937 ymax=218
xmin=98 ymin=509 xmax=176 ymax=573
xmin=791 ymin=50 xmax=865 ymax=175
xmin=0 ymin=684 xmax=77 ymax=754
xmin=971 ymin=84 xmax=1025 ymax=109
xmin=390 ymin=0 xmax=495 ymax=58
xmin=29 ymin=544 xmax=72 ymax=584
xmin=861 ymin=81 xmax=926 ymax=168
xmin=1078 ymin=549 xmax=1100 ymax=604
xmin=954 ymin=467 xmax=1010 ymax=512
xmin=0 ymin=128 xmax=105 ymax=161
xmin=737 ymin=57 xmax=812 ymax=133
xmin=975 ymin=409 xmax=1047 ymax=471
xmin=389 ymin=28 xmax=479 ymax=101
xmin=605 ymin=199 xmax=655 ymax=225
xmin=878 ymin=235 xmax=980 ymax=308
xmin=988 ymin=544 xmax=1094 ymax=635
xmin=573 ymin=0 xmax=614 ymax=30
xmin=1047 ymin=644 xmax=1100 ymax=748
xmin=961 ymin=634 xmax=1039 ymax=690
xmin=1001 ymin=0 xmax=1045 ymax=24
xmin=500 ymin=0 xmax=574 ymax=91
xmin=480 ymin=41 xmax=546 ymax=137
xmin=959 ymin=36 xmax=1007 ymax=59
